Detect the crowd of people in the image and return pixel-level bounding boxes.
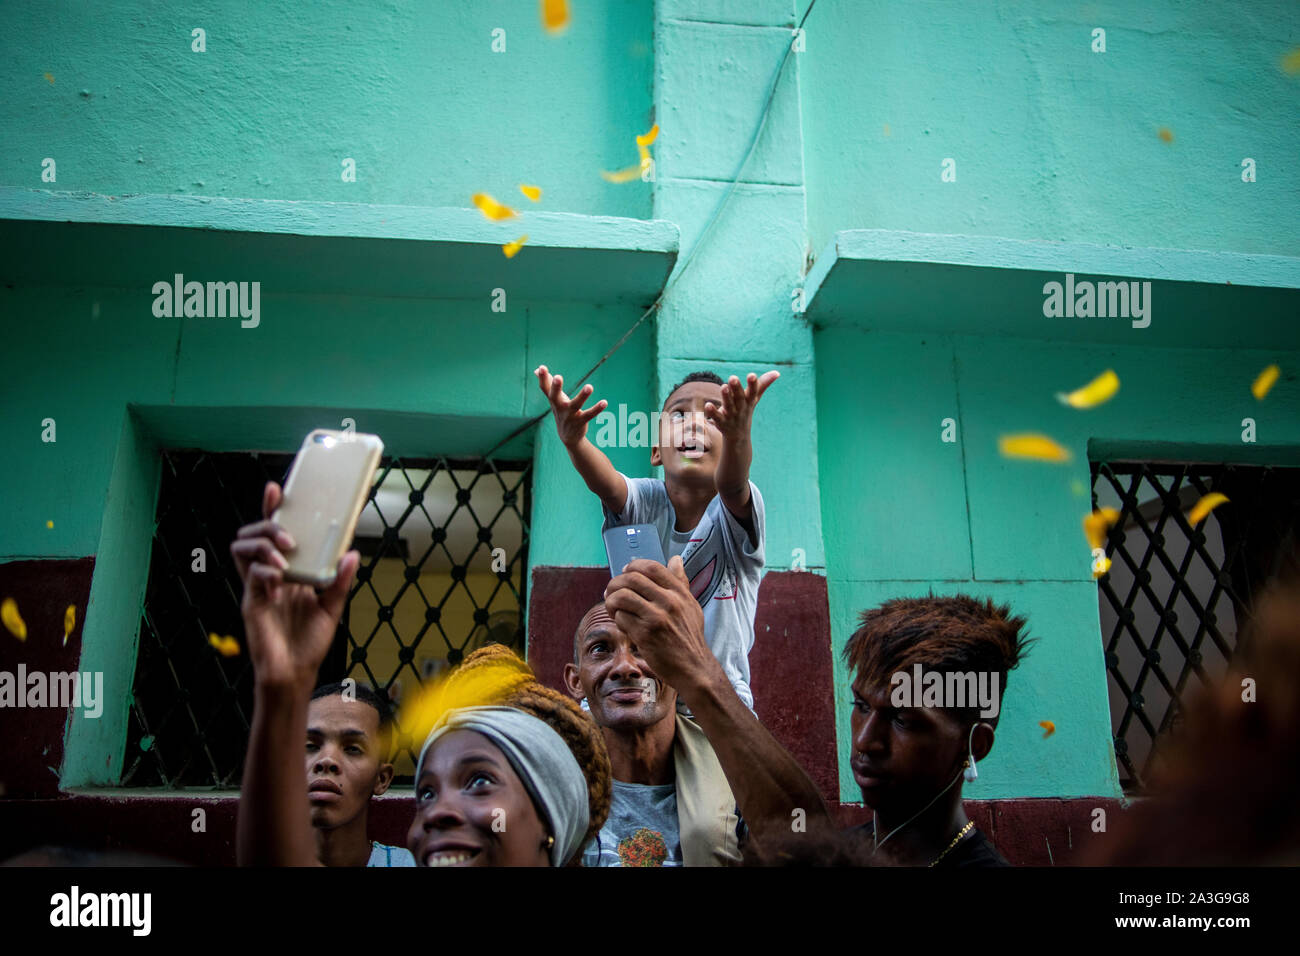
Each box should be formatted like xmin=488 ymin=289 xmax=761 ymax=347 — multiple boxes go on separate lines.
xmin=231 ymin=368 xmax=1300 ymax=868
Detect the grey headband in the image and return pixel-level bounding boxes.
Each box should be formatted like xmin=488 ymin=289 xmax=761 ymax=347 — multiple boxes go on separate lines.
xmin=416 ymin=705 xmax=589 ymax=867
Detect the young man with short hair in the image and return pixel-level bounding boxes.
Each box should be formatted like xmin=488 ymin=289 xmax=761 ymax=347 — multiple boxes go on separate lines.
xmin=305 ymin=682 xmax=414 ymax=867
xmin=844 ymin=595 xmax=1032 ymax=866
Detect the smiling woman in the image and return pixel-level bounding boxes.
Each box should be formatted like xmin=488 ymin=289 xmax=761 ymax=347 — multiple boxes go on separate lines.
xmin=407 ymin=646 xmax=612 ymax=868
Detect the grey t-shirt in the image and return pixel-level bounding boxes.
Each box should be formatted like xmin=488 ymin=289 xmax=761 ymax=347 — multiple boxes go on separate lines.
xmin=583 ymin=781 xmax=683 ymax=867
xmin=604 ymin=475 xmax=765 ymax=708
xmin=367 ymin=841 xmax=416 ymax=867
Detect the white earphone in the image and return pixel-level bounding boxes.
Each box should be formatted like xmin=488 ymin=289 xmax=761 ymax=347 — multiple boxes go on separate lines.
xmin=963 ymin=722 xmax=992 ymax=782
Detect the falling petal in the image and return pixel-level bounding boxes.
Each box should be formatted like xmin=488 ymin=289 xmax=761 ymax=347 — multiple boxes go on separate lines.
xmin=519 ymin=184 xmax=542 ymax=202
xmin=998 ymin=434 xmax=1072 ymax=463
xmin=1039 ymin=720 xmax=1056 ymax=738
xmin=207 ymin=635 xmax=241 ymax=657
xmin=1158 ymin=127 xmax=1174 ymax=143
xmin=64 ymin=604 xmax=76 ymax=646
xmin=1252 ymin=364 xmax=1280 ymax=400
xmin=1188 ymin=492 xmax=1229 ymax=525
xmin=541 ymin=0 xmax=569 ymax=33
xmin=601 ymin=164 xmax=644 ymax=184
xmin=1091 ymin=555 xmax=1112 ymax=579
xmin=1055 ymin=369 xmax=1120 ymax=409
xmin=503 ymin=235 xmax=529 ymax=258
xmin=44 ymin=72 xmax=54 ymax=85
xmin=635 ymin=124 xmax=659 ymax=149
xmin=47 ymin=520 xmax=54 ymax=529
xmin=471 ymin=193 xmax=517 ymax=221
xmin=2 ymin=598 xmax=27 ymax=641
xmin=1082 ymin=508 xmax=1120 ymax=550
xmin=1282 ymin=48 xmax=1300 ymax=75
xmin=883 ymin=123 xmax=891 ymax=137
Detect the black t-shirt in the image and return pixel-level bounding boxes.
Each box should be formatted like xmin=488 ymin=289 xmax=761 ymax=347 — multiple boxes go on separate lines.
xmin=854 ymin=822 xmax=1010 ymax=867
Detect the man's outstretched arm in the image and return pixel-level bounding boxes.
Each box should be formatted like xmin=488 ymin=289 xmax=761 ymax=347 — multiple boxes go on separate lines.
xmin=605 ymin=556 xmax=833 ymax=848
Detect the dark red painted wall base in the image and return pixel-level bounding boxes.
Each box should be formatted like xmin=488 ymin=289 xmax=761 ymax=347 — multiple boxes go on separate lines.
xmin=0 ymin=795 xmax=1131 ymax=867
xmin=0 ymin=557 xmax=96 ymax=799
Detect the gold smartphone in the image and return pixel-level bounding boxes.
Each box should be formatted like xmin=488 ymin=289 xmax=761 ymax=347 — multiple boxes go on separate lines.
xmin=272 ymin=429 xmax=384 ymax=586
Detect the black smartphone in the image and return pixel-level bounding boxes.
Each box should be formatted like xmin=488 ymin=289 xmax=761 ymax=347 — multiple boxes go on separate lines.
xmin=603 ymin=524 xmax=667 ymax=576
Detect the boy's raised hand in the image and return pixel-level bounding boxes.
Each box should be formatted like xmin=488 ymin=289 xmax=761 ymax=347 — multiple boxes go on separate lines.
xmin=705 ymin=371 xmax=780 ymax=445
xmin=535 ymin=365 xmax=608 ymax=448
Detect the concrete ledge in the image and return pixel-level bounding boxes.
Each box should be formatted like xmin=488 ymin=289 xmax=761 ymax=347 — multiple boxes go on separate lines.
xmin=803 ymin=228 xmax=1300 ymax=349
xmin=0 ymin=187 xmax=680 ymax=305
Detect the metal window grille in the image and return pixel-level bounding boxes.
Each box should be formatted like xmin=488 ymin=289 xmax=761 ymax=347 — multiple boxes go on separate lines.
xmin=123 ymin=450 xmax=531 ymax=789
xmin=1091 ymin=459 xmax=1300 ymax=793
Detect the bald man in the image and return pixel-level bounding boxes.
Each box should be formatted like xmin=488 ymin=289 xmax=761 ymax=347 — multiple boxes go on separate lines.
xmin=563 ymin=603 xmax=742 ymax=866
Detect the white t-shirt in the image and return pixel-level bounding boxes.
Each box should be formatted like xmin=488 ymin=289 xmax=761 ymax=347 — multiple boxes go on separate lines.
xmin=604 ymin=475 xmax=765 ymax=708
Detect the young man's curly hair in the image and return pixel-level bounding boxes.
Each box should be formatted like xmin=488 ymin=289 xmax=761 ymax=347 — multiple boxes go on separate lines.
xmin=456 ymin=644 xmax=612 ymax=858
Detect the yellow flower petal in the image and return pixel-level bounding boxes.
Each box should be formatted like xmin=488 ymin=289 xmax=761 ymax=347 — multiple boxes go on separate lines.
xmin=1282 ymin=48 xmax=1300 ymax=75
xmin=1091 ymin=555 xmax=1112 ymax=579
xmin=519 ymin=184 xmax=542 ymax=202
xmin=1055 ymin=369 xmax=1120 ymax=409
xmin=471 ymin=193 xmax=517 ymax=221
xmin=64 ymin=604 xmax=76 ymax=646
xmin=44 ymin=72 xmax=54 ymax=85
xmin=1083 ymin=508 xmax=1120 ymax=550
xmin=998 ymin=434 xmax=1072 ymax=463
xmin=1252 ymin=364 xmax=1280 ymax=400
xmin=503 ymin=235 xmax=529 ymax=258
xmin=600 ymin=164 xmax=644 ymax=184
xmin=46 ymin=520 xmax=54 ymax=529
xmin=2 ymin=597 xmax=27 ymax=641
xmin=399 ymin=656 xmax=533 ymax=750
xmin=541 ymin=0 xmax=569 ymax=33
xmin=1158 ymin=127 xmax=1174 ymax=143
xmin=1039 ymin=720 xmax=1056 ymax=738
xmin=1188 ymin=492 xmax=1228 ymax=525
xmin=635 ymin=124 xmax=659 ymax=148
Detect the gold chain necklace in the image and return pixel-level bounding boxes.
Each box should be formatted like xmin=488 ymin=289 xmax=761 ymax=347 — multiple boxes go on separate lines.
xmin=928 ymin=821 xmax=975 ymax=867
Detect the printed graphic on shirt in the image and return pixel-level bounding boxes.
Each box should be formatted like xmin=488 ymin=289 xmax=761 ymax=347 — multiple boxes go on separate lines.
xmin=618 ymin=827 xmax=670 ymax=867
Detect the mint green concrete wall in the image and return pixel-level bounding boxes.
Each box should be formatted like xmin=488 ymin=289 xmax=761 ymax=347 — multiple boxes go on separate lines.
xmin=2 ymin=0 xmax=654 ymax=218
xmin=817 ymin=327 xmax=1300 ymax=800
xmin=651 ymin=1 xmax=823 ymax=573
xmin=0 ymin=282 xmax=653 ymax=785
xmin=801 ymin=0 xmax=1300 ymax=257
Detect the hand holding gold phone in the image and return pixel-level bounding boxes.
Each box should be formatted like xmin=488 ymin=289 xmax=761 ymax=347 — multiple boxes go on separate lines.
xmin=271 ymin=429 xmax=383 ymax=586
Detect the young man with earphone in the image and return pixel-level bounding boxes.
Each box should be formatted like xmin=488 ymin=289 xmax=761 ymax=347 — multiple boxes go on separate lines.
xmin=844 ymin=595 xmax=1033 ymax=867
xmin=604 ymin=558 xmax=1031 ymax=865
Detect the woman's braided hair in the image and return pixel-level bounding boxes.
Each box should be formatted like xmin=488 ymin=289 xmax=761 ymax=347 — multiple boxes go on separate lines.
xmin=457 ymin=644 xmax=612 ymax=862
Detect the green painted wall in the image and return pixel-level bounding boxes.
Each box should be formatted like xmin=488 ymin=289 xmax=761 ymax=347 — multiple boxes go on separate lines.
xmin=3 ymin=0 xmax=1296 ymax=802
xmin=801 ymin=0 xmax=1300 ymax=257
xmin=817 ymin=327 xmax=1300 ymax=800
xmin=2 ymin=0 xmax=654 ymax=218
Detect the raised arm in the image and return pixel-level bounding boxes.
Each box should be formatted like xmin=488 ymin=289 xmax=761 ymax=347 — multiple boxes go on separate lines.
xmin=535 ymin=365 xmax=628 ymax=516
xmin=232 ymin=481 xmax=359 ymax=867
xmin=706 ymin=371 xmax=779 ymax=542
xmin=604 ymin=556 xmax=832 ymax=849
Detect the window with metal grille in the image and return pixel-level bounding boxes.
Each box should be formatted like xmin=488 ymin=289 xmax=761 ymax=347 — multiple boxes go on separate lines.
xmin=123 ymin=449 xmax=531 ymax=789
xmin=1091 ymin=460 xmax=1300 ymax=793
